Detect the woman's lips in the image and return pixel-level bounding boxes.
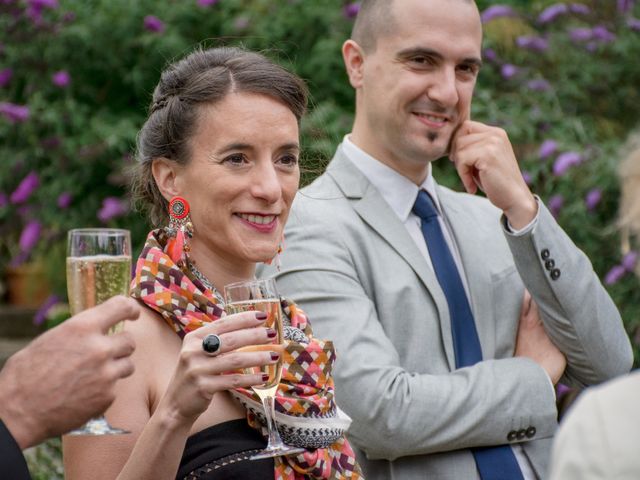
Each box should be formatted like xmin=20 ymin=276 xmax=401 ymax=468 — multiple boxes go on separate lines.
xmin=235 ymin=213 xmax=278 ymax=233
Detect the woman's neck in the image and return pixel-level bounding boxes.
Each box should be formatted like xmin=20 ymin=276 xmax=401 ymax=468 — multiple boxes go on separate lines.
xmin=189 ymin=243 xmax=255 ymax=297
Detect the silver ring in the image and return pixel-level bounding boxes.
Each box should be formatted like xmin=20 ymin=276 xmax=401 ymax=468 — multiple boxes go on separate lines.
xmin=202 ymin=334 xmax=222 ymax=355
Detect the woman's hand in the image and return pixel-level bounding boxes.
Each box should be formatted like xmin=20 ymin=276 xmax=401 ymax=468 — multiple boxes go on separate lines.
xmin=157 ymin=310 xmax=279 ymax=425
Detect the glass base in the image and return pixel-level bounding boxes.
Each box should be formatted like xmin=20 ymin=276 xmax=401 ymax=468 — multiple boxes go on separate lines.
xmin=250 ymin=445 xmax=306 ymax=460
xmin=66 ymin=417 xmax=129 ymax=436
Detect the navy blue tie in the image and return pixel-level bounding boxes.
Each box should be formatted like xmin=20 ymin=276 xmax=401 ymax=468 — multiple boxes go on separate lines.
xmin=413 ymin=190 xmax=524 ymax=480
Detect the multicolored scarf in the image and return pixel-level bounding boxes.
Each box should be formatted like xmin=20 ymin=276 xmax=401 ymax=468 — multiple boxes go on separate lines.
xmin=131 ymin=230 xmax=363 ymax=479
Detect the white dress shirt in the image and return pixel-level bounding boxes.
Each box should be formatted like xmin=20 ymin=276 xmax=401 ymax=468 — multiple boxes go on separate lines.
xmin=341 ymin=135 xmax=537 ymax=479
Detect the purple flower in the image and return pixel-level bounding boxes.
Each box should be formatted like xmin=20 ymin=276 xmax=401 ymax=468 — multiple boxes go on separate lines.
xmin=19 ymin=220 xmax=42 ymax=253
xmin=0 ymin=102 xmax=30 ymax=123
xmin=516 ymin=35 xmax=549 ymax=52
xmin=57 ymin=192 xmax=72 ymax=209
xmin=98 ymin=197 xmax=128 ymax=223
xmin=569 ymin=3 xmax=590 ymax=14
xmin=483 ymin=48 xmax=498 ymax=62
xmin=197 ymin=0 xmax=219 ymax=5
xmin=538 ymin=3 xmax=569 ymax=24
xmin=501 ymin=64 xmax=519 ymax=79
xmin=40 ymin=136 xmax=60 ymax=149
xmin=481 ymin=5 xmax=517 ymax=23
xmin=592 ymin=26 xmax=616 ymax=43
xmin=51 ymin=70 xmax=70 ymax=87
xmin=584 ymin=188 xmax=602 ymax=211
xmin=143 ymin=15 xmax=165 ymax=33
xmin=628 ymin=17 xmax=640 ymax=30
xmin=62 ymin=11 xmax=75 ymax=22
xmin=343 ymin=2 xmax=360 ymax=19
xmin=522 ymin=171 xmax=533 ymax=186
xmin=0 ymin=192 xmax=8 ymax=207
xmin=0 ymin=68 xmax=12 ymax=88
xmin=569 ymin=27 xmax=593 ymax=42
xmin=548 ymin=194 xmax=564 ymax=218
xmin=10 ymin=172 xmax=39 ymax=204
xmin=618 ymin=0 xmax=634 ymax=14
xmin=622 ymin=251 xmax=638 ymax=271
xmin=526 ymin=79 xmax=552 ymax=92
xmin=553 ymin=151 xmax=582 ymax=176
xmin=539 ymin=139 xmax=558 ymax=159
xmin=605 ymin=264 xmax=626 ymax=285
xmin=27 ymin=0 xmax=58 ymax=8
xmin=33 ymin=294 xmax=61 ymax=326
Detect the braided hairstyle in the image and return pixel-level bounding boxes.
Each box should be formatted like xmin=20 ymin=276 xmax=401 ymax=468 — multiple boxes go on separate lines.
xmin=131 ymin=46 xmax=308 ymax=227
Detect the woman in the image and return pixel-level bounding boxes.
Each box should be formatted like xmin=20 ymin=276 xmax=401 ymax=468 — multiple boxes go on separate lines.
xmin=63 ymin=46 xmax=361 ymax=480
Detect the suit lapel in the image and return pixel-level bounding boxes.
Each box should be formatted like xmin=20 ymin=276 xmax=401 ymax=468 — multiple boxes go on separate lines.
xmin=437 ymin=187 xmax=497 ymax=358
xmin=326 ymin=150 xmax=456 ymax=369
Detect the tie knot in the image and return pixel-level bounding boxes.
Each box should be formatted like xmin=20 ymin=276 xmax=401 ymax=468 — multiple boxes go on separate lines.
xmin=412 ymin=190 xmax=439 ymax=221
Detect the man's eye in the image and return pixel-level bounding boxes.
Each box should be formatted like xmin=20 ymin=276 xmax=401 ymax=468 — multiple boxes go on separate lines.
xmin=278 ymin=154 xmax=299 ymax=167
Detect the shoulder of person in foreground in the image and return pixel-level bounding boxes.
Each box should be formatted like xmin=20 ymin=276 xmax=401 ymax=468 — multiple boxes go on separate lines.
xmin=549 ymin=370 xmax=640 ymax=480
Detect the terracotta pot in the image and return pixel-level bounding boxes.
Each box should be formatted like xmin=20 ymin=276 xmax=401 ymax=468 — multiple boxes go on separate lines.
xmin=4 ymin=262 xmax=52 ymax=308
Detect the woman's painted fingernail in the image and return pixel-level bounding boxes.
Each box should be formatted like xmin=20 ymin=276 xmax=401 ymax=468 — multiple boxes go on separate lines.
xmin=270 ymin=352 xmax=280 ymax=361
xmin=255 ymin=311 xmax=268 ymax=320
xmin=266 ymin=328 xmax=277 ymax=338
xmin=262 ymin=373 xmax=270 ymax=382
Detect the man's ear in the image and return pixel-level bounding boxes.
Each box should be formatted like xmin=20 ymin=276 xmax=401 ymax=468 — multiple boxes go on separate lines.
xmin=151 ymin=158 xmax=182 ymax=201
xmin=342 ymin=39 xmax=366 ymax=89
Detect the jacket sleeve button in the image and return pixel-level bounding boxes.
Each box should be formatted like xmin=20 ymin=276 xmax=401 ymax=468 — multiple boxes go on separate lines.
xmin=507 ymin=431 xmax=517 ymax=442
xmin=551 ymin=268 xmax=561 ymax=280
xmin=545 ymin=259 xmax=555 ymax=270
xmin=526 ymin=426 xmax=536 ymax=438
xmin=541 ymin=249 xmax=550 ymax=260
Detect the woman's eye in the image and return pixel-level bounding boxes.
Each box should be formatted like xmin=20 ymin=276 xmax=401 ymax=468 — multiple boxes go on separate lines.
xmin=223 ymin=153 xmax=248 ymax=166
xmin=277 ymin=154 xmax=299 ymax=167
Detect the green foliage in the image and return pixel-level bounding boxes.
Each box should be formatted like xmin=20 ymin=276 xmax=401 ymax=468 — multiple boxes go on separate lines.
xmin=1 ymin=1 xmax=639 ymax=349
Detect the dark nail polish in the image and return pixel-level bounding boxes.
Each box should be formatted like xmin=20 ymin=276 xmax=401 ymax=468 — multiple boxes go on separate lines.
xmin=262 ymin=373 xmax=270 ymax=382
xmin=270 ymin=352 xmax=280 ymax=361
xmin=256 ymin=311 xmax=268 ymax=320
xmin=266 ymin=328 xmax=277 ymax=338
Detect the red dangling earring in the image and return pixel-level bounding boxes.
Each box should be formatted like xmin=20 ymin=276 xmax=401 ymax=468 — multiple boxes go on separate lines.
xmin=165 ymin=196 xmax=193 ymax=268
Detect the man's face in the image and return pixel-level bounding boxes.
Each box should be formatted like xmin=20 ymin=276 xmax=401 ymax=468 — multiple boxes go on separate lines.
xmin=352 ymin=0 xmax=483 ymax=182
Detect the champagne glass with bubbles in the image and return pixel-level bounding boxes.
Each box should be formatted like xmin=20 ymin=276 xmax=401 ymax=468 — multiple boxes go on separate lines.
xmin=66 ymin=228 xmax=132 ymax=435
xmin=224 ymin=278 xmax=305 ymax=459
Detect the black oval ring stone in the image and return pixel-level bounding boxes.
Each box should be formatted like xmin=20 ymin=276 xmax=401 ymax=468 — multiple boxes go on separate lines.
xmin=202 ymin=334 xmax=222 ymax=354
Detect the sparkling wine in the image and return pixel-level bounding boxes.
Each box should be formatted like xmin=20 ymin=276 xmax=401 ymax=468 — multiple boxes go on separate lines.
xmin=66 ymin=255 xmax=131 ymax=328
xmin=226 ymin=299 xmax=284 ymax=392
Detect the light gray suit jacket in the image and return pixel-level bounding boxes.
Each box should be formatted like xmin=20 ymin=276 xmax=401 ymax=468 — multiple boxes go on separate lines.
xmin=262 ymin=148 xmax=633 ymax=479
xmin=549 ymin=370 xmax=640 ymax=479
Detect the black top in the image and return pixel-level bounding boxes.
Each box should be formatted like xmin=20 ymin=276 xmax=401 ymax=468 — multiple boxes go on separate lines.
xmin=0 ymin=419 xmax=32 ymax=480
xmin=176 ymin=419 xmax=274 ymax=480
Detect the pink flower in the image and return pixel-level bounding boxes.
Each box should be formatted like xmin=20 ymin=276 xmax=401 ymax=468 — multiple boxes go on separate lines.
xmin=538 ymin=3 xmax=569 ymax=24
xmin=584 ymin=188 xmax=602 ymax=211
xmin=57 ymin=191 xmax=72 ymax=209
xmin=622 ymin=251 xmax=638 ymax=272
xmin=98 ymin=197 xmax=128 ymax=223
xmin=481 ymin=5 xmax=517 ymax=23
xmin=605 ymin=265 xmax=626 ymax=285
xmin=10 ymin=172 xmax=39 ymax=204
xmin=343 ymin=2 xmax=360 ymax=19
xmin=553 ymin=151 xmax=582 ymax=176
xmin=0 ymin=68 xmax=12 ymax=88
xmin=0 ymin=102 xmax=30 ymax=123
xmin=143 ymin=15 xmax=165 ymax=33
xmin=197 ymin=0 xmax=219 ymax=5
xmin=51 ymin=70 xmax=71 ymax=87
xmin=539 ymin=139 xmax=558 ymax=159
xmin=19 ymin=220 xmax=42 ymax=253
xmin=548 ymin=194 xmax=564 ymax=218
xmin=501 ymin=64 xmax=519 ymax=79
xmin=34 ymin=294 xmax=61 ymax=325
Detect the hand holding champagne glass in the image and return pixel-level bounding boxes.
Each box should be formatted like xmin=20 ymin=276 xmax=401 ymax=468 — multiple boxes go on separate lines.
xmin=66 ymin=228 xmax=132 ymax=435
xmin=224 ymin=278 xmax=305 ymax=459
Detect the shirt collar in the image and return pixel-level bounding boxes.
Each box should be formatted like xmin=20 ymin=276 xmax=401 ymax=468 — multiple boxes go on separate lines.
xmin=341 ymin=135 xmax=443 ymax=220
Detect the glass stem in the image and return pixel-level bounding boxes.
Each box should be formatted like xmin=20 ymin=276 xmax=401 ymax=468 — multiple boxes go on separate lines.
xmin=261 ymin=394 xmax=285 ymax=449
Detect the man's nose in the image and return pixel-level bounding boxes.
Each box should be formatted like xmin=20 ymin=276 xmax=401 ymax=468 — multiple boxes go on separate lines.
xmin=427 ymin=67 xmax=459 ymax=107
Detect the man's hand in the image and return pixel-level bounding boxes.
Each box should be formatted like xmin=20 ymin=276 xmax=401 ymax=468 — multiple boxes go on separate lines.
xmin=450 ymin=120 xmax=538 ymax=230
xmin=0 ymin=295 xmax=140 ymax=449
xmin=514 ymin=290 xmax=566 ymax=385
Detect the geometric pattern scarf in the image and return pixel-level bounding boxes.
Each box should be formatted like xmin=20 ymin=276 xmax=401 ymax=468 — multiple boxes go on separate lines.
xmin=131 ymin=230 xmax=364 ymax=479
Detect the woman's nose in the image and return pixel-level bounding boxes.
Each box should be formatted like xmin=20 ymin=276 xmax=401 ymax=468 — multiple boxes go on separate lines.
xmin=250 ymin=161 xmax=281 ymax=203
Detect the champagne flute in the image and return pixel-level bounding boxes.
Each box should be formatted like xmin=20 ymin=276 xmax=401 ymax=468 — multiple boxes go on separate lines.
xmin=224 ymin=278 xmax=305 ymax=459
xmin=66 ymin=228 xmax=132 ymax=435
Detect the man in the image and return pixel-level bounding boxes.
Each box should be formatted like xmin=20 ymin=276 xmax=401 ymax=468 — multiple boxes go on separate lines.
xmin=0 ymin=295 xmax=139 ymax=479
xmin=262 ymin=0 xmax=633 ymax=478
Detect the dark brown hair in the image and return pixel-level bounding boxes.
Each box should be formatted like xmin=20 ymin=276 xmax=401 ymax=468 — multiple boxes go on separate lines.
xmin=130 ymin=46 xmax=308 ymax=227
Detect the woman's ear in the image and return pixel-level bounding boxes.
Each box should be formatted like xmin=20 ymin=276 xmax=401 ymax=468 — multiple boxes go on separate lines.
xmin=342 ymin=39 xmax=366 ymax=89
xmin=152 ymin=158 xmax=181 ymax=201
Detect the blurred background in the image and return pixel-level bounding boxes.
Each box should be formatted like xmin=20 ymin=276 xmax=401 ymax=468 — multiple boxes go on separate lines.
xmin=1 ymin=0 xmax=639 ymax=476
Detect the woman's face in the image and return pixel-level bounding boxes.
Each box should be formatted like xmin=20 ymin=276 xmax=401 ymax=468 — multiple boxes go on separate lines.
xmin=173 ymin=91 xmax=300 ymax=268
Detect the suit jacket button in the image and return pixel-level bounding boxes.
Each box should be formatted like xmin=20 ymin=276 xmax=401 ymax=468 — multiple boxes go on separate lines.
xmin=541 ymin=249 xmax=550 ymax=260
xmin=507 ymin=431 xmax=517 ymax=442
xmin=526 ymin=426 xmax=536 ymax=438
xmin=551 ymin=268 xmax=561 ymax=280
xmin=516 ymin=429 xmax=526 ymax=440
xmin=545 ymin=259 xmax=555 ymax=270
